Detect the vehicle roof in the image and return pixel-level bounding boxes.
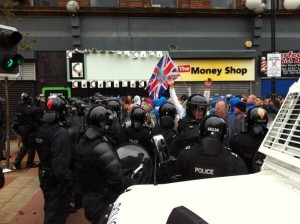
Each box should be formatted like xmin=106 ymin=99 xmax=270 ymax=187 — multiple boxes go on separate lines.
xmin=109 ymin=170 xmax=300 ymax=224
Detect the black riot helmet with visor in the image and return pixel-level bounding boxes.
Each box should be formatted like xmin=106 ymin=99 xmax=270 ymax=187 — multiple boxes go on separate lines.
xmin=244 ymin=107 xmax=268 ymax=135
xmin=199 ymin=115 xmax=228 ymax=156
xmin=44 ymin=95 xmax=68 ymax=123
xmin=186 ymin=94 xmax=208 ymax=121
xmin=130 ymin=107 xmax=147 ymax=130
xmin=21 ymin=92 xmax=31 ymax=104
xmin=87 ymin=105 xmax=113 ymax=131
xmin=107 ymin=99 xmax=121 ymax=118
xmin=158 ymin=102 xmax=177 ymax=128
xmin=200 ymin=115 xmax=228 ymax=142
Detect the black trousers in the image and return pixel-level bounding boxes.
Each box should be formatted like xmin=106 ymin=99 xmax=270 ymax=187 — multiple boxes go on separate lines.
xmin=41 ymin=184 xmax=71 ymax=224
xmin=0 ymin=127 xmax=6 ymax=158
xmin=15 ymin=125 xmax=36 ymax=165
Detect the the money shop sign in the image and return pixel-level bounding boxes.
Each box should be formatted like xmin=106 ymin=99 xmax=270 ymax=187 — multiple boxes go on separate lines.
xmin=173 ymin=59 xmax=255 ymax=81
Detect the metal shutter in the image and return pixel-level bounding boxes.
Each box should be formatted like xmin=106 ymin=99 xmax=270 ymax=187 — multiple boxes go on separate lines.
xmin=0 ymin=80 xmax=36 ymax=139
xmin=174 ymin=81 xmax=251 ymax=99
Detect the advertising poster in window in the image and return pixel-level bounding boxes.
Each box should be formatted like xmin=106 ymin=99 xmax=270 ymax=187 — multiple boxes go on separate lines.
xmin=68 ymin=52 xmax=85 ymax=80
xmin=262 ymin=51 xmax=300 ymax=77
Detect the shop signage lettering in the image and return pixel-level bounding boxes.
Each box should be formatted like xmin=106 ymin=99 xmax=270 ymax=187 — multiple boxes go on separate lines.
xmin=281 ymin=51 xmax=300 ymax=77
xmin=190 ymin=66 xmax=247 ymax=76
xmin=262 ymin=51 xmax=300 ymax=77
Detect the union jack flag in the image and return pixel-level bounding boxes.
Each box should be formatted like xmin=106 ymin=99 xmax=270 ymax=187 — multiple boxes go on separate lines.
xmin=145 ymin=53 xmax=180 ymax=99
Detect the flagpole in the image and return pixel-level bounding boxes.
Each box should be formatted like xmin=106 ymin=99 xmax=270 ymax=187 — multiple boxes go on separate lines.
xmin=178 ymin=75 xmax=191 ymax=95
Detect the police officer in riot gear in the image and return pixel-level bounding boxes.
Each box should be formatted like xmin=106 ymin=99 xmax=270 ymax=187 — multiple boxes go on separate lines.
xmin=118 ymin=106 xmax=155 ymax=160
xmin=36 ymin=95 xmax=73 ymax=224
xmin=74 ymin=105 xmax=128 ymax=224
xmin=13 ymin=92 xmax=38 ymax=169
xmin=151 ymin=102 xmax=177 ymax=147
xmin=230 ymin=107 xmax=269 ymax=173
xmin=169 ymin=94 xmax=209 ymax=157
xmin=106 ymin=99 xmax=122 ymax=146
xmin=176 ymin=115 xmax=247 ymax=181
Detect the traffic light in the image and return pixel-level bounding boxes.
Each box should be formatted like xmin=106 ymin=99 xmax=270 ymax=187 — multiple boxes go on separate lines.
xmin=0 ymin=24 xmax=24 ymax=75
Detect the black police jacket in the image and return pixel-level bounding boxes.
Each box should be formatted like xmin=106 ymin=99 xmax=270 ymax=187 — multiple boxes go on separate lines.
xmin=151 ymin=125 xmax=177 ymax=148
xmin=118 ymin=123 xmax=155 ymax=160
xmin=176 ymin=143 xmax=248 ymax=181
xmin=230 ymin=131 xmax=266 ymax=174
xmin=36 ymin=121 xmax=73 ymax=186
xmin=74 ymin=126 xmax=125 ymax=194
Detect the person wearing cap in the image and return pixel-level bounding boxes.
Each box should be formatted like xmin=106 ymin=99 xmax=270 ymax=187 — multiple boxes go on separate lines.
xmin=227 ymin=101 xmax=246 ymax=144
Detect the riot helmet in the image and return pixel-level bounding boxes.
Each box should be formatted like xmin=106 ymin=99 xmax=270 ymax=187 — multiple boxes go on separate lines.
xmin=47 ymin=95 xmax=67 ymax=112
xmin=87 ymin=105 xmax=113 ymax=131
xmin=245 ymin=107 xmax=268 ymax=135
xmin=158 ymin=102 xmax=177 ymax=129
xmin=21 ymin=92 xmax=31 ymax=104
xmin=107 ymin=99 xmax=121 ymax=118
xmin=200 ymin=115 xmax=228 ymax=142
xmin=186 ymin=94 xmax=208 ymax=121
xmin=131 ymin=107 xmax=147 ymax=130
xmin=43 ymin=95 xmax=68 ymax=123
xmin=131 ymin=107 xmax=146 ymax=123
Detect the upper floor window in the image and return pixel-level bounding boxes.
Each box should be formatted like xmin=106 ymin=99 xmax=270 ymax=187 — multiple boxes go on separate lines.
xmin=211 ymin=0 xmax=235 ymax=8
xmin=152 ymin=0 xmax=177 ymax=8
xmin=91 ymin=0 xmax=119 ymax=7
xmin=32 ymin=0 xmax=58 ymax=6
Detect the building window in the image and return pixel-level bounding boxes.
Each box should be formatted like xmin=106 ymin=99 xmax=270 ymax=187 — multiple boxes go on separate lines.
xmin=152 ymin=0 xmax=177 ymax=8
xmin=33 ymin=0 xmax=58 ymax=6
xmin=211 ymin=0 xmax=235 ymax=8
xmin=91 ymin=0 xmax=119 ymax=7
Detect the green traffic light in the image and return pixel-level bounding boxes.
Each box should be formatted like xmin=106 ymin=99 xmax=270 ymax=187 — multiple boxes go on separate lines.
xmin=7 ymin=59 xmax=13 ymax=67
xmin=1 ymin=54 xmax=24 ymax=72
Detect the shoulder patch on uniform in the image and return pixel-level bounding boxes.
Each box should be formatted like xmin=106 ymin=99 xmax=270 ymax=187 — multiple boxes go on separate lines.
xmin=185 ymin=145 xmax=191 ymax=150
xmin=230 ymin=152 xmax=238 ymax=158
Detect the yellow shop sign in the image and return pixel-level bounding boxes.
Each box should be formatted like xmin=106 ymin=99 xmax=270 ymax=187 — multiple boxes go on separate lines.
xmin=173 ymin=59 xmax=255 ymax=81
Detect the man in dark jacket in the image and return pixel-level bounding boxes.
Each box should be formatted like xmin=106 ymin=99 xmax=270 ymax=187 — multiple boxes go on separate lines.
xmin=36 ymin=95 xmax=73 ymax=224
xmin=230 ymin=107 xmax=269 ymax=173
xmin=74 ymin=105 xmax=128 ymax=224
xmin=176 ymin=115 xmax=248 ymax=181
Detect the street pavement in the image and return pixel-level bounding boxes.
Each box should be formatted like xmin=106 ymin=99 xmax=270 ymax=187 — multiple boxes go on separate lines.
xmin=0 ymin=140 xmax=89 ymax=224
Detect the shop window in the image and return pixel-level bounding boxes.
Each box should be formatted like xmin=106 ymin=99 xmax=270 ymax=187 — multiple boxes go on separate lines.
xmin=212 ymin=0 xmax=235 ymax=8
xmin=33 ymin=0 xmax=58 ymax=6
xmin=152 ymin=0 xmax=177 ymax=8
xmin=91 ymin=0 xmax=119 ymax=7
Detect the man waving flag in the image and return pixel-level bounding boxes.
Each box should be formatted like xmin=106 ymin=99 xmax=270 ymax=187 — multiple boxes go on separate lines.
xmin=145 ymin=53 xmax=180 ymax=99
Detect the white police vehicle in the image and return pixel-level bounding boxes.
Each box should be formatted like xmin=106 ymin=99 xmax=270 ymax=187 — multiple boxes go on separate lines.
xmin=105 ymin=79 xmax=300 ymax=224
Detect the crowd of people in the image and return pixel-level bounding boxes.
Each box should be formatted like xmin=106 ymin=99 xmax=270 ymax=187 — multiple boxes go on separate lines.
xmin=0 ymin=78 xmax=284 ymax=223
